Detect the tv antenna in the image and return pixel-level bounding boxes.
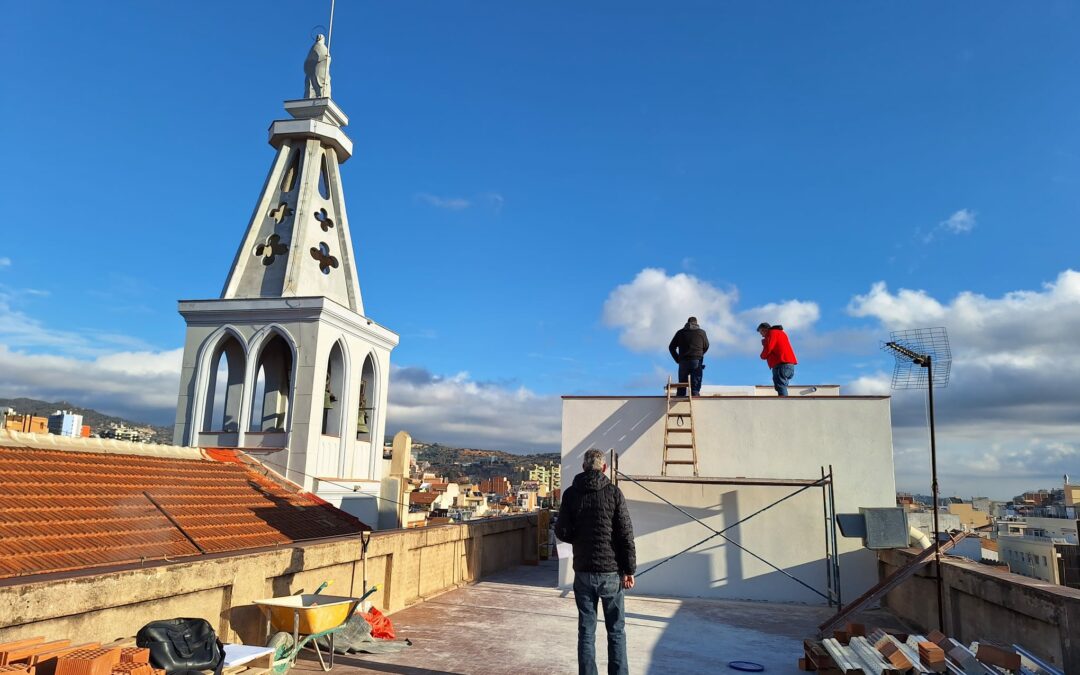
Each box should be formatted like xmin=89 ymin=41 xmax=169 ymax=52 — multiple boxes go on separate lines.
xmin=882 ymin=326 xmax=951 ymax=631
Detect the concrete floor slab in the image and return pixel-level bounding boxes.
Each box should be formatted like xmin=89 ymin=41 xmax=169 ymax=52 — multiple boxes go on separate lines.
xmin=294 ymin=561 xmax=898 ymax=675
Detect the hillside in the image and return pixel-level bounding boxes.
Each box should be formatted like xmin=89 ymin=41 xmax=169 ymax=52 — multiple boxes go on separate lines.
xmin=0 ymin=397 xmax=172 ymax=442
xmin=410 ymin=440 xmax=560 ymax=483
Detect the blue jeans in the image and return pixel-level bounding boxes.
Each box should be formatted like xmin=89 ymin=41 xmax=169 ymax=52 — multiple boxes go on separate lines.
xmin=677 ymin=359 xmax=704 ymax=397
xmin=772 ymin=363 xmax=795 ymax=396
xmin=574 ymin=572 xmax=627 ymax=675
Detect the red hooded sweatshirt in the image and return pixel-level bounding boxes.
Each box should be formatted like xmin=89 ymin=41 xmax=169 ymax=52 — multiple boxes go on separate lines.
xmin=760 ymin=326 xmax=797 ymax=369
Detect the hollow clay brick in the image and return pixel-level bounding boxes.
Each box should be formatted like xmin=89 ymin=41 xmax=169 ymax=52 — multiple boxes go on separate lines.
xmin=5 ymin=643 xmax=71 ymax=665
xmin=110 ymin=664 xmax=151 ymax=675
xmin=116 ymin=652 xmax=147 ymax=667
xmin=55 ymin=649 xmax=120 ymax=675
xmin=0 ymin=640 xmax=45 ymax=667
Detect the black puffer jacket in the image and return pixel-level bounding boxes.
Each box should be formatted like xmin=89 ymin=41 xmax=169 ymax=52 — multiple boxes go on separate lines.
xmin=555 ymin=470 xmax=636 ymax=575
xmin=668 ymin=322 xmax=710 ymax=363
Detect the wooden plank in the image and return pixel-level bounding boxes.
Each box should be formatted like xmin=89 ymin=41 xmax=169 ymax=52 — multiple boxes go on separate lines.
xmin=818 ymin=532 xmax=968 ymax=636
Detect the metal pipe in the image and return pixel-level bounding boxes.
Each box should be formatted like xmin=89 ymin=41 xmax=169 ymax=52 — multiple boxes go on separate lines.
xmin=828 ymin=464 xmax=842 ymax=607
xmin=927 ymin=356 xmax=945 ymax=631
xmin=822 ymin=465 xmax=833 ymax=607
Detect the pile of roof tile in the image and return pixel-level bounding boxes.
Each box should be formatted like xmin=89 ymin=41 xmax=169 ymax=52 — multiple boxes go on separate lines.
xmin=0 ymin=641 xmax=162 ymax=675
xmin=799 ymin=622 xmax=1053 ymax=674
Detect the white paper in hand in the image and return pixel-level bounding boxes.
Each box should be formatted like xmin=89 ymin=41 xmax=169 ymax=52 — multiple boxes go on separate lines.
xmin=556 ymin=541 xmax=574 ymax=560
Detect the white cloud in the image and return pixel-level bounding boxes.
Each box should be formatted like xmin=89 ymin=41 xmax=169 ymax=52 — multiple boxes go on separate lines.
xmin=0 ymin=257 xmax=11 ymax=268
xmin=0 ymin=289 xmax=556 ymax=452
xmin=601 ymin=268 xmax=819 ymax=354
xmin=0 ymin=344 xmax=183 ymax=423
xmin=416 ymin=193 xmax=471 ymax=210
xmin=387 ymin=366 xmax=560 ymax=452
xmin=848 ymin=282 xmax=946 ymax=327
xmin=848 ymin=270 xmax=1080 ymax=496
xmin=846 ymin=371 xmax=892 ymax=396
xmin=921 ymin=208 xmax=976 ymax=243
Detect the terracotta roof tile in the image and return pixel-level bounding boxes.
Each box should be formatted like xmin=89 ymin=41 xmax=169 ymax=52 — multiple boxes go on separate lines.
xmin=0 ymin=447 xmax=366 ymax=580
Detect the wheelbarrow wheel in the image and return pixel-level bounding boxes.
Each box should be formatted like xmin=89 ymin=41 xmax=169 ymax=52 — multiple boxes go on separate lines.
xmin=266 ymin=631 xmax=295 ymax=674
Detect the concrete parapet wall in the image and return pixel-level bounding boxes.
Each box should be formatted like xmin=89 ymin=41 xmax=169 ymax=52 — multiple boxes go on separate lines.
xmin=0 ymin=516 xmax=536 ymax=645
xmin=880 ymin=548 xmax=1080 ymax=672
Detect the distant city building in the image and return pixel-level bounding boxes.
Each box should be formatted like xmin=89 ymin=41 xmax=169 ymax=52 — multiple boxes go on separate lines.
xmin=998 ymin=535 xmax=1080 ymax=589
xmin=480 ymin=476 xmax=511 ymax=496
xmin=947 ymin=502 xmax=992 ymax=529
xmin=99 ymin=423 xmax=151 ymax=443
xmin=0 ymin=408 xmax=49 ymax=434
xmin=48 ymin=410 xmax=84 ymax=438
xmin=907 ymin=511 xmax=961 ymax=538
xmin=527 ymin=463 xmax=561 ymax=490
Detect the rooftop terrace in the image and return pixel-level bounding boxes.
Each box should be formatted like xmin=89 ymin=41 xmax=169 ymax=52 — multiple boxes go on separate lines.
xmin=293 ymin=561 xmax=901 ymax=675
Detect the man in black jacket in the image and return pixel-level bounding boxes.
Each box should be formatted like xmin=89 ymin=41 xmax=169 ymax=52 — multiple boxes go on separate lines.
xmin=668 ymin=316 xmax=709 ymax=396
xmin=555 ymin=449 xmax=636 ymax=675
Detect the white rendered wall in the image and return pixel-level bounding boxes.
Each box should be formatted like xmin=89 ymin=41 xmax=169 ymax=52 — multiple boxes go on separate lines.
xmin=559 ymin=395 xmax=896 ymax=604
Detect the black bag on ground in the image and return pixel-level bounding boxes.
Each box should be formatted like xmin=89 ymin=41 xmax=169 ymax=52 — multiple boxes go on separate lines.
xmin=136 ymin=618 xmax=225 ymax=675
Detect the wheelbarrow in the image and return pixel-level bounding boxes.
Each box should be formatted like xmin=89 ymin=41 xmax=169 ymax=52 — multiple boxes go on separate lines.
xmin=254 ymin=591 xmax=360 ymax=672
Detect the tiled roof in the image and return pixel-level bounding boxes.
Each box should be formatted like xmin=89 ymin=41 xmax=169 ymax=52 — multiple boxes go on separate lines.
xmin=410 ymin=492 xmax=438 ymax=505
xmin=0 ymin=445 xmax=367 ymax=580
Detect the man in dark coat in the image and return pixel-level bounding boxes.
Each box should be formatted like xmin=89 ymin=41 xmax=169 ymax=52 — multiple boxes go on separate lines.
xmin=555 ymin=449 xmax=636 ymax=675
xmin=668 ymin=316 xmax=709 ymax=396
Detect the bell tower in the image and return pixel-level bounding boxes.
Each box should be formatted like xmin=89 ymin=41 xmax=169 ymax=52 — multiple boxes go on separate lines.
xmin=173 ymin=36 xmax=398 ymax=507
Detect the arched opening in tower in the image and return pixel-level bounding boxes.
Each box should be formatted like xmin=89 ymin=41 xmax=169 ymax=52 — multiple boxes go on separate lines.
xmin=356 ymin=353 xmax=376 ymax=442
xmin=203 ymin=335 xmax=245 ymax=433
xmin=250 ymin=334 xmax=293 ymax=433
xmin=322 ymin=341 xmax=346 ymax=436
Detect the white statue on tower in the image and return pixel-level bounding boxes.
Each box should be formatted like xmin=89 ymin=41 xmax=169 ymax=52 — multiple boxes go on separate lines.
xmin=304 ymin=34 xmax=332 ymax=99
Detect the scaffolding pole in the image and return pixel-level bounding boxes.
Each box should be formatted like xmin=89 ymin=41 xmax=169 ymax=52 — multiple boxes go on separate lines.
xmin=615 ymin=463 xmax=841 ymax=607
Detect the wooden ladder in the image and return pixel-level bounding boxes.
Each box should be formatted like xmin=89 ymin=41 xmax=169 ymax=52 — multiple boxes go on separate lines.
xmin=662 ymin=375 xmax=699 ymax=476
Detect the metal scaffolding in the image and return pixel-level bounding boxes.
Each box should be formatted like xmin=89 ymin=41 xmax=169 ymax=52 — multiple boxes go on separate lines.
xmin=609 ymin=449 xmax=842 ymax=608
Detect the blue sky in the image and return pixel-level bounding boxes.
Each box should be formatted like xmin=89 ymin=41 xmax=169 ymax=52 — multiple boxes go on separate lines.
xmin=2 ymin=2 xmax=1080 ymax=499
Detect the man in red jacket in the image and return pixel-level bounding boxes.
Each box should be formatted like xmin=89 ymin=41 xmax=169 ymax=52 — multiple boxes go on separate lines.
xmin=758 ymin=322 xmax=798 ymax=396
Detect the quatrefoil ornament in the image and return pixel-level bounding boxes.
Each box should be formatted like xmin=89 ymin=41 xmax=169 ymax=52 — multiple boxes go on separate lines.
xmin=254 ymin=234 xmax=288 ymax=266
xmin=314 ymin=208 xmax=335 ymax=232
xmin=310 ymin=242 xmax=339 ymax=274
xmin=268 ymin=201 xmax=293 ymax=224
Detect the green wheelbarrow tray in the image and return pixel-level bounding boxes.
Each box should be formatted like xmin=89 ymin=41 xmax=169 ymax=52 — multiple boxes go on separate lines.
xmin=255 ymin=594 xmax=361 ymax=673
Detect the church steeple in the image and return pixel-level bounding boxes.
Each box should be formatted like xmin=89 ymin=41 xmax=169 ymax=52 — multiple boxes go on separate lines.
xmin=175 ymin=36 xmax=398 ymax=509
xmin=221 ymin=35 xmax=363 ymax=313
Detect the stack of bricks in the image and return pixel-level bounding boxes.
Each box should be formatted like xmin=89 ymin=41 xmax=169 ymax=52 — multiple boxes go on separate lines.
xmin=873 ymin=635 xmax=913 ymax=671
xmin=25 ymin=644 xmax=101 ymax=675
xmin=55 ymin=648 xmax=122 ymax=675
xmin=917 ymin=641 xmax=946 ymax=673
xmin=110 ymin=648 xmax=152 ymax=675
